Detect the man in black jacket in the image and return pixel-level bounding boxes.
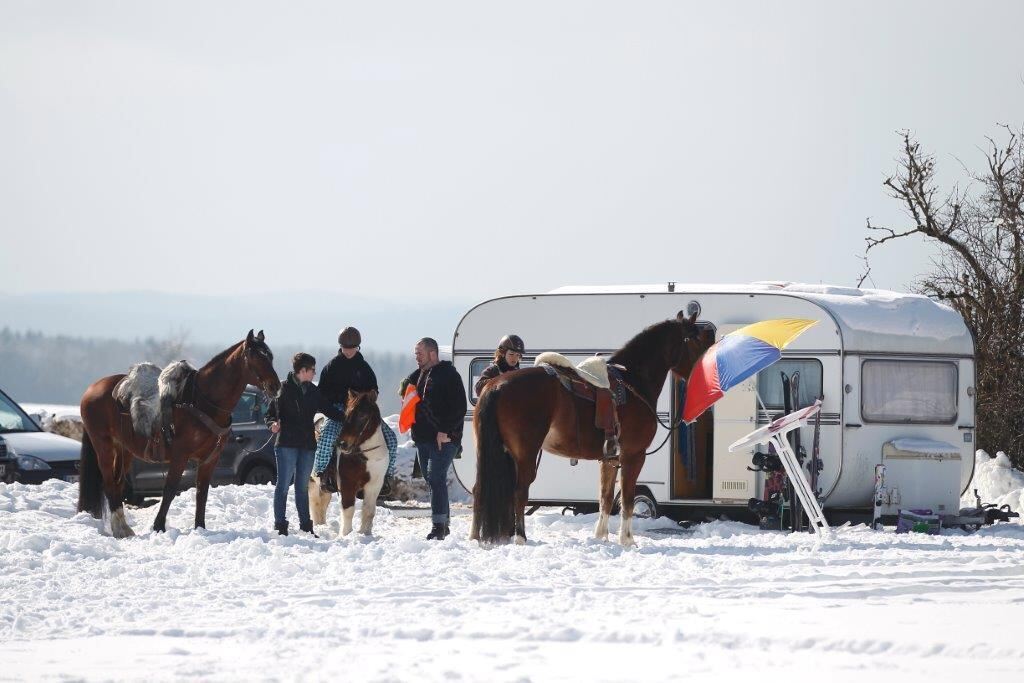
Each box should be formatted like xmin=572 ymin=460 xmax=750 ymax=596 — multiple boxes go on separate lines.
xmin=265 ymin=353 xmax=342 ymax=536
xmin=313 ymin=326 xmax=379 ymax=475
xmin=404 ymin=337 xmax=467 ymax=540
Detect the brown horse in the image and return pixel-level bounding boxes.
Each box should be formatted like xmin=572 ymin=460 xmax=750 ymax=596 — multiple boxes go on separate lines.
xmin=309 ymin=389 xmax=390 ymax=536
xmin=471 ymin=312 xmax=714 ymax=546
xmin=77 ymin=330 xmax=282 ymax=537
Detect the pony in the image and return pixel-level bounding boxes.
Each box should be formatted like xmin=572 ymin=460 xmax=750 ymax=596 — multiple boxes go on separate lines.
xmin=471 ymin=311 xmax=714 ymax=546
xmin=77 ymin=330 xmax=281 ymax=537
xmin=309 ymin=389 xmax=389 ymax=536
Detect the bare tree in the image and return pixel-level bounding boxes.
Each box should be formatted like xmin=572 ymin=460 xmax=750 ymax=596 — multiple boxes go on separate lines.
xmin=861 ymin=128 xmax=1024 ymax=466
xmin=145 ymin=327 xmax=192 ymax=367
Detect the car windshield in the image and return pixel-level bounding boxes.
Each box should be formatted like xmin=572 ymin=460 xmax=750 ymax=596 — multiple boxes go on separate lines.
xmin=0 ymin=391 xmax=42 ymax=434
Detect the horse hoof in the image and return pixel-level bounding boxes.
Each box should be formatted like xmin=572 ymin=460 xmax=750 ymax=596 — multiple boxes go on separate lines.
xmin=514 ymin=535 xmax=527 ymax=546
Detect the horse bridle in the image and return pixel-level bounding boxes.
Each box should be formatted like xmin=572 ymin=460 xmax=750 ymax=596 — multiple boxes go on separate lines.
xmin=337 ymin=406 xmax=384 ymax=456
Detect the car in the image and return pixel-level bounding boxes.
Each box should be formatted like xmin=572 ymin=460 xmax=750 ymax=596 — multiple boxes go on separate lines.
xmin=0 ymin=387 xmax=82 ymax=485
xmin=125 ymin=385 xmax=277 ymax=502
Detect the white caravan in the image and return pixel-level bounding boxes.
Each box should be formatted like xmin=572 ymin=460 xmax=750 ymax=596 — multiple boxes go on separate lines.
xmin=451 ymin=283 xmax=976 ymax=522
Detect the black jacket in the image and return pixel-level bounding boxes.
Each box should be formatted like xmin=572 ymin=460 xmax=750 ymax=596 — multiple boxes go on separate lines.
xmin=474 ymin=357 xmax=520 ymax=396
xmin=317 ymin=351 xmax=378 ymax=417
xmin=406 ymin=361 xmax=468 ymax=445
xmin=265 ymin=372 xmax=340 ymax=449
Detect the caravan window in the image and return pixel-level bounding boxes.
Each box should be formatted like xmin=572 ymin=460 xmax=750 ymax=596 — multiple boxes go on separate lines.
xmin=861 ymin=360 xmax=957 ymax=423
xmin=757 ymin=359 xmax=823 ymax=410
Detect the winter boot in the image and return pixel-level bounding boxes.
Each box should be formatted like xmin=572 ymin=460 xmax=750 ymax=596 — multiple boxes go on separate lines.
xmin=426 ymin=523 xmax=448 ymax=540
xmin=274 ymin=520 xmax=289 ymax=536
xmin=299 ymin=520 xmax=318 ymax=538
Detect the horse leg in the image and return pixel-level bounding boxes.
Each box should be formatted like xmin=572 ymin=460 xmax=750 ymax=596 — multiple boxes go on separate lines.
xmin=594 ymin=459 xmax=617 ymax=541
xmin=193 ymin=453 xmax=218 ymax=529
xmin=512 ymin=459 xmax=537 ymax=545
xmin=359 ymin=460 xmax=387 ymax=535
xmin=339 ymin=484 xmax=356 ymax=536
xmin=153 ymin=453 xmax=187 ymax=533
xmin=105 ymin=442 xmax=135 ymax=538
xmin=617 ymin=456 xmax=644 ymax=547
xmin=308 ymin=475 xmax=331 ymax=526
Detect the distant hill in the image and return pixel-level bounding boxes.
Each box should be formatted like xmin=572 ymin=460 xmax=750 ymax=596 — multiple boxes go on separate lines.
xmin=0 ymin=290 xmax=473 ymax=352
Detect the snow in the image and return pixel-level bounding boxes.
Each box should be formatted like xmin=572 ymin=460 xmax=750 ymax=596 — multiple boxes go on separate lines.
xmin=962 ymin=450 xmax=1024 ymax=514
xmin=19 ymin=403 xmax=82 ymax=426
xmin=3 ymin=476 xmax=1024 ymax=681
xmin=889 ymin=438 xmax=960 ymax=455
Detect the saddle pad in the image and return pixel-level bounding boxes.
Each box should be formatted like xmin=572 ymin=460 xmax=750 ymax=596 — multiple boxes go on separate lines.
xmin=535 ymin=352 xmax=610 ymax=389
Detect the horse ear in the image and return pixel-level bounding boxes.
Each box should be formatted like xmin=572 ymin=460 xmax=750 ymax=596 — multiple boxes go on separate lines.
xmin=676 ymin=310 xmax=686 ymax=322
xmin=688 ymin=311 xmax=697 ymax=325
xmin=246 ymin=329 xmax=255 ymax=343
xmin=257 ymin=329 xmax=265 ymax=342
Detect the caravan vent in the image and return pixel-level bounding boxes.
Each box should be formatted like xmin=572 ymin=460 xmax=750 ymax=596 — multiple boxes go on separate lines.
xmin=721 ymin=480 xmax=747 ymax=491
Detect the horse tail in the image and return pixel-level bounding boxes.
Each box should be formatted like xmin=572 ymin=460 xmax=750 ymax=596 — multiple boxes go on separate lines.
xmin=77 ymin=431 xmax=104 ymax=518
xmin=475 ymin=385 xmax=517 ymax=543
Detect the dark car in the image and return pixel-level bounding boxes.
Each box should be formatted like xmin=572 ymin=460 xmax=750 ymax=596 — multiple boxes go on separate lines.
xmin=126 ymin=385 xmax=277 ymax=502
xmin=0 ymin=387 xmax=82 ymax=484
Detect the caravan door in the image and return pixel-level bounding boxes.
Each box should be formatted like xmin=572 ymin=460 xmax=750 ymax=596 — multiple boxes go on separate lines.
xmin=711 ymin=325 xmax=759 ymax=501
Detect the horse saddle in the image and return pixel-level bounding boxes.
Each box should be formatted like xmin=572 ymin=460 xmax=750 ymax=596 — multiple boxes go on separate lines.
xmin=113 ymin=360 xmax=196 ymax=460
xmin=536 ymin=353 xmax=628 ymax=459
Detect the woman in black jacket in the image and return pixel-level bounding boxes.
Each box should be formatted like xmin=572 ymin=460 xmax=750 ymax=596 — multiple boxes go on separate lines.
xmin=265 ymin=352 xmax=342 ymax=536
xmin=473 ymin=334 xmax=526 ymax=397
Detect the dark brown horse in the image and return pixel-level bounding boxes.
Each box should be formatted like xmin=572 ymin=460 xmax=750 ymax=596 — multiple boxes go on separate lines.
xmin=309 ymin=389 xmax=389 ymax=536
xmin=77 ymin=330 xmax=282 ymax=537
xmin=471 ymin=312 xmax=714 ymax=546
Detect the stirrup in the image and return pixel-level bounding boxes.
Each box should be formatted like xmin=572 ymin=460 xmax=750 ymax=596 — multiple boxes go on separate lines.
xmin=602 ymin=438 xmax=621 ymax=462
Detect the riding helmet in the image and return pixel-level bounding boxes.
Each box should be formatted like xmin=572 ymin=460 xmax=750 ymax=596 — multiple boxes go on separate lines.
xmin=338 ymin=327 xmax=362 ymax=348
xmin=498 ymin=334 xmax=526 ymax=355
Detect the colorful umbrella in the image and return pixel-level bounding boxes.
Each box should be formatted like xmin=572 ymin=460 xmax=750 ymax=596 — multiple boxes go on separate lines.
xmin=682 ymin=318 xmax=818 ymax=423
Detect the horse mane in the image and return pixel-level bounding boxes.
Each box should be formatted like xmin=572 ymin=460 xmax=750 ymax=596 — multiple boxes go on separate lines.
xmin=608 ymin=318 xmax=681 ymax=368
xmin=345 ymin=390 xmax=381 ymax=417
xmin=201 ymin=340 xmax=243 ymax=372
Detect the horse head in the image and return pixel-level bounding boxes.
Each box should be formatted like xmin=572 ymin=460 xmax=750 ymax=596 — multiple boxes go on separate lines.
xmin=670 ymin=310 xmax=715 ymax=379
xmin=338 ymin=389 xmax=382 ymax=454
xmin=243 ymin=329 xmax=282 ymax=398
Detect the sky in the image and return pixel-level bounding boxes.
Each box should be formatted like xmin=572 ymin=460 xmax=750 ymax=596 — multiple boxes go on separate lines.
xmin=2 ymin=1 xmax=1023 ymax=313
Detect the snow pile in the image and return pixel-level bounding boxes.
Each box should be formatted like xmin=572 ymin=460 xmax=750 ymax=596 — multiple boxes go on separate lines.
xmin=383 ymin=413 xmax=471 ymax=504
xmin=962 ymin=450 xmax=1024 ymax=515
xmin=20 ymin=403 xmax=84 ymax=442
xmin=3 ymin=480 xmax=1024 ymax=681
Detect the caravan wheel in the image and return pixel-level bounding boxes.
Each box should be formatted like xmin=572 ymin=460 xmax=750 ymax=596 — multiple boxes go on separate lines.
xmin=613 ymin=489 xmax=659 ymax=519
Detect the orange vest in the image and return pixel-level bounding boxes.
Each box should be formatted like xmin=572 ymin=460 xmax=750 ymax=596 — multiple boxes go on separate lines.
xmin=398 ymin=383 xmax=420 ymax=434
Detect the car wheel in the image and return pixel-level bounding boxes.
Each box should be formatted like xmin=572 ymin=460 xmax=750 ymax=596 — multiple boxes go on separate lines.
xmin=241 ymin=462 xmax=275 ymax=486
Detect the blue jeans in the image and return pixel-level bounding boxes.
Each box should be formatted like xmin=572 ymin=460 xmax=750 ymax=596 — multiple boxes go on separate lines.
xmin=274 ymin=446 xmax=314 ymax=526
xmin=416 ymin=441 xmax=457 ymax=524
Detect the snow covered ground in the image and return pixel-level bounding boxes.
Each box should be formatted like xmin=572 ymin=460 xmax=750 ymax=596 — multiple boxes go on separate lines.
xmin=2 ymin=476 xmax=1024 ymax=682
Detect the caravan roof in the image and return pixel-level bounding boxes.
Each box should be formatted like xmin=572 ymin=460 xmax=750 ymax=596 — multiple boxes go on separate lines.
xmin=456 ymin=282 xmax=973 ymax=357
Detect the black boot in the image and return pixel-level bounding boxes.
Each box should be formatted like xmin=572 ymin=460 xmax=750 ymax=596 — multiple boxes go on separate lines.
xmin=299 ymin=520 xmax=318 ymax=538
xmin=426 ymin=522 xmax=448 ymax=540
xmin=274 ymin=521 xmax=288 ymax=536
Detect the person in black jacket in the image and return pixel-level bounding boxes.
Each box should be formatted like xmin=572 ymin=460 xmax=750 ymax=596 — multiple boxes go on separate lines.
xmin=403 ymin=337 xmax=467 ymax=540
xmin=473 ymin=334 xmax=526 ymax=397
xmin=266 ymin=353 xmax=341 ymax=536
xmin=313 ymin=326 xmax=379 ymax=475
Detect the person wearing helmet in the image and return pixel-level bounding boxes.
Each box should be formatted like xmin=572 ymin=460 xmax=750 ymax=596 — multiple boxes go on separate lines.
xmin=313 ymin=327 xmax=379 ymax=475
xmin=474 ymin=334 xmax=526 ymax=397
